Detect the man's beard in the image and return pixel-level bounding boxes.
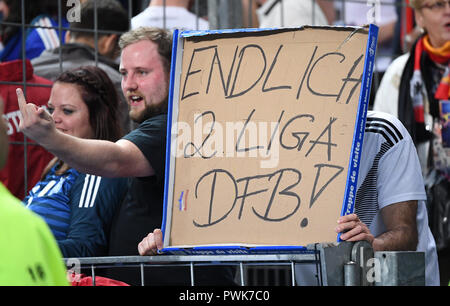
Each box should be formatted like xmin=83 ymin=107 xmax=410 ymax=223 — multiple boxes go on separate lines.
xmin=130 ymin=98 xmax=168 ymax=124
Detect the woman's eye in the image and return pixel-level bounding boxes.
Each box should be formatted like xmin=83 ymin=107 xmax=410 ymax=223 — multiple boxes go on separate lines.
xmin=47 ymin=107 xmax=54 ymax=114
xmin=63 ymin=109 xmax=74 ymax=115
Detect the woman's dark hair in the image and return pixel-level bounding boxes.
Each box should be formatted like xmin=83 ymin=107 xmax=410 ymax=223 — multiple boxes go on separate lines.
xmin=55 ymin=66 xmax=123 ymax=142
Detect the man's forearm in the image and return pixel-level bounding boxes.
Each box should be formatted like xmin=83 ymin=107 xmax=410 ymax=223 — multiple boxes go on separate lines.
xmin=372 ymin=201 xmax=419 ymax=252
xmin=44 ymin=130 xmax=123 ymax=177
xmin=17 ymin=88 xmax=143 ymax=178
xmin=372 ymin=225 xmax=418 ymax=252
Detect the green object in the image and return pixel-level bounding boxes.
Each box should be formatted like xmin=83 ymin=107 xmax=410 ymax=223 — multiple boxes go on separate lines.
xmin=0 ymin=183 xmax=69 ymax=285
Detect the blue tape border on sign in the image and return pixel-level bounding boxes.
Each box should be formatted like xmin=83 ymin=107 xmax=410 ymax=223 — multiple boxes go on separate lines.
xmin=162 ymin=25 xmax=379 ymax=255
xmin=337 ymin=23 xmax=379 ymax=242
xmin=161 ymin=245 xmax=310 ymax=256
xmin=162 ymin=29 xmax=179 ymax=245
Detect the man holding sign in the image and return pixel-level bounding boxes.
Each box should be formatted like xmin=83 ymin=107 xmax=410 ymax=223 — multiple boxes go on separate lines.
xmin=17 ymin=25 xmax=438 ymax=286
xmin=138 ymin=111 xmax=440 ymax=286
xmin=17 ymin=26 xmax=235 ymax=286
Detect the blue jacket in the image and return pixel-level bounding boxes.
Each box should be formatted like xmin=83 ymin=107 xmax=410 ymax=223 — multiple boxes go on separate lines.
xmin=0 ymin=15 xmax=68 ymax=62
xmin=23 ymin=163 xmax=128 ymax=257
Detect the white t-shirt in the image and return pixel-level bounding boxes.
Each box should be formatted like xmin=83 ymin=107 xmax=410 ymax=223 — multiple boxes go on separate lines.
xmin=131 ymin=6 xmax=209 ymax=31
xmin=256 ymin=0 xmax=329 ymax=28
xmin=340 ymin=0 xmax=398 ymax=72
xmin=296 ymin=111 xmax=440 ymax=286
xmin=342 ymin=0 xmax=397 ymax=27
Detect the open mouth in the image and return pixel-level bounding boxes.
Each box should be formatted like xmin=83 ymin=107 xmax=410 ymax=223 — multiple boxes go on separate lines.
xmin=129 ymin=95 xmax=144 ymax=106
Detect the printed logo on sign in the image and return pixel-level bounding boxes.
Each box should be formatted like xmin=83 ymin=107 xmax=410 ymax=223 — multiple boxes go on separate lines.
xmin=66 ymin=0 xmax=81 ymax=22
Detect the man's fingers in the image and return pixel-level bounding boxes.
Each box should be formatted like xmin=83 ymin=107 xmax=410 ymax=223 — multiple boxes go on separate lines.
xmin=14 ymin=88 xmax=55 ymax=144
xmin=137 ymin=229 xmax=164 ymax=256
xmin=335 ymin=220 xmax=358 ymax=233
xmin=138 ymin=234 xmax=155 ymax=255
xmin=336 ymin=214 xmax=374 ymax=245
xmin=16 ymin=88 xmax=52 ymax=126
xmin=337 ymin=213 xmax=359 ymax=224
xmin=16 ymin=88 xmax=27 ymax=112
xmin=137 ymin=241 xmax=145 ymax=255
xmin=339 ymin=224 xmax=365 ymax=239
xmin=37 ymin=106 xmax=52 ymax=121
xmin=343 ymin=232 xmax=370 ymax=242
xmin=153 ymin=228 xmax=163 ymax=250
xmin=16 ymin=88 xmax=39 ymax=120
xmin=341 ymin=229 xmax=375 ymax=245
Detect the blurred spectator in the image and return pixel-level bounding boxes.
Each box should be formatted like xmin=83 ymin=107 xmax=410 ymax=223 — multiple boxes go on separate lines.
xmin=0 ymin=59 xmax=53 ymax=200
xmin=255 ymin=0 xmax=335 ymax=28
xmin=293 ymin=110 xmax=440 ymax=286
xmin=32 ymin=0 xmax=131 ymax=132
xmin=131 ymin=0 xmax=209 ymax=31
xmin=0 ymin=0 xmax=9 ymax=22
xmin=118 ymin=0 xmax=147 ymax=17
xmin=241 ymin=0 xmax=260 ymax=28
xmin=336 ymin=0 xmax=398 ymax=108
xmin=0 ymin=0 xmax=69 ymax=61
xmin=0 ymin=97 xmax=68 ymax=286
xmin=404 ymin=25 xmax=425 ymax=52
xmin=338 ymin=0 xmax=397 ymax=74
xmin=373 ymin=0 xmax=450 ymax=286
xmin=392 ymin=0 xmax=416 ymax=55
xmin=22 ymin=66 xmax=128 ymax=258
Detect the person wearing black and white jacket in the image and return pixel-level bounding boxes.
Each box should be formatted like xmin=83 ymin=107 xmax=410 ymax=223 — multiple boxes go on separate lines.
xmin=336 ymin=111 xmax=439 ymax=286
xmin=138 ymin=111 xmax=440 ymax=286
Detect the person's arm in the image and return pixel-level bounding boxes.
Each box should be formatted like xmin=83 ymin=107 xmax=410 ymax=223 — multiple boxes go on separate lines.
xmin=241 ymin=0 xmax=259 ymax=28
xmin=336 ymin=200 xmax=418 ymax=251
xmin=48 ymin=135 xmax=154 ymax=178
xmin=372 ymin=200 xmax=418 ymax=251
xmin=17 ymin=88 xmax=153 ymax=178
xmin=317 ymin=0 xmax=335 ymax=25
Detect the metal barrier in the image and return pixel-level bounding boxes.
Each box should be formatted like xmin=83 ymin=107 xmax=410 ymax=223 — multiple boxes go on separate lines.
xmin=66 ymin=252 xmax=318 ymax=286
xmin=64 ymin=241 xmax=426 ymax=286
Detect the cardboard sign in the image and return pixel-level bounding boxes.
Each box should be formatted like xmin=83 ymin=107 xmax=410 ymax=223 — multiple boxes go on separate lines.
xmin=163 ymin=25 xmax=378 ymax=254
